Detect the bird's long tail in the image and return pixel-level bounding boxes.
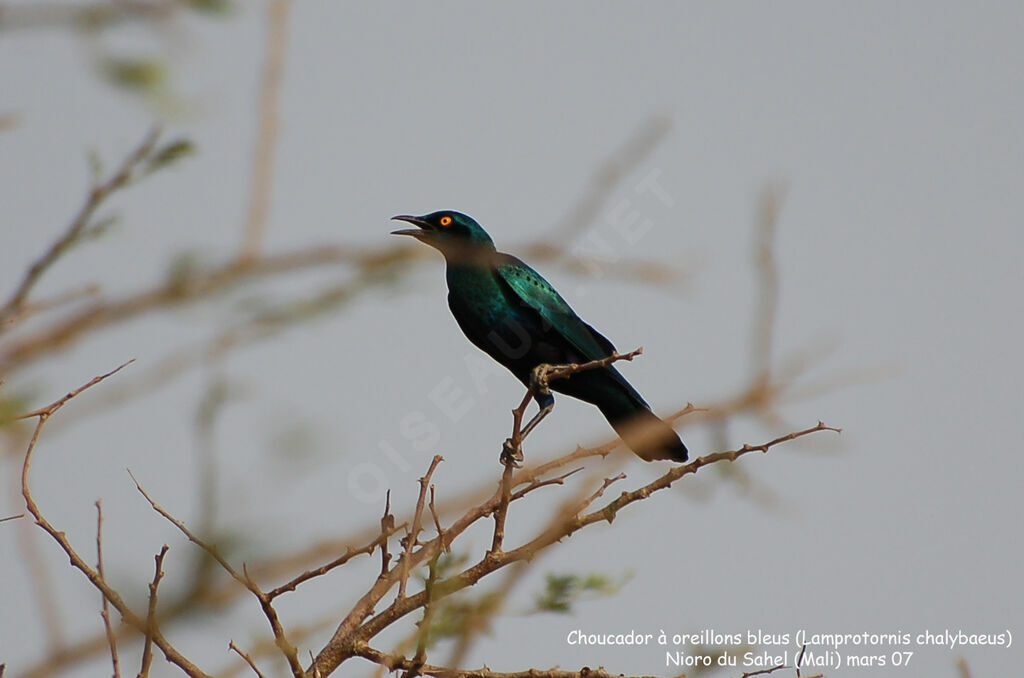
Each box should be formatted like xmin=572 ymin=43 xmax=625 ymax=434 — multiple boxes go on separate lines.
xmin=597 ymin=399 xmax=688 ymax=462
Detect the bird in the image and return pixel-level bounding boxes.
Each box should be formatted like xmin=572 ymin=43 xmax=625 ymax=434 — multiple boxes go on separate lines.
xmin=391 ymin=210 xmax=687 ymax=462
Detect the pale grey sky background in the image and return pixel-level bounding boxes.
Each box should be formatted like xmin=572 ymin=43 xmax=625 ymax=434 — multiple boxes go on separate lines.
xmin=1 ymin=3 xmax=1022 ymax=677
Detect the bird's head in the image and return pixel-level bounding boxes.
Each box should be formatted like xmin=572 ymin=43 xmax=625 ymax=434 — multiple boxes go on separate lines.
xmin=391 ymin=211 xmax=495 ymax=258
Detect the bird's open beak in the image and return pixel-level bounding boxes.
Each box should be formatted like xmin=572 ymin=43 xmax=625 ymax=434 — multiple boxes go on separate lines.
xmin=390 ymin=214 xmax=431 ymax=238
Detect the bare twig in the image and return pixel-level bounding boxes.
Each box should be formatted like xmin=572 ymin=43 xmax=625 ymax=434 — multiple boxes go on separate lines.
xmin=0 ymin=513 xmax=25 ymax=524
xmin=399 ymin=455 xmax=444 ymax=599
xmin=509 ymin=467 xmax=584 ymax=501
xmin=580 ymin=423 xmax=840 ymax=529
xmin=579 ymin=473 xmax=627 ymax=513
xmin=16 ymin=360 xmax=135 ymax=420
xmin=427 ymin=486 xmax=445 ymax=552
xmin=534 ymin=348 xmax=644 ymax=397
xmin=229 ymin=641 xmax=269 ymax=678
xmin=94 ymin=501 xmax=121 ymax=678
xmin=503 ymin=389 xmax=534 ymax=462
xmin=739 ymin=664 xmax=786 ymax=678
xmin=488 ymin=459 xmax=516 ymax=556
xmin=380 ymin=491 xmax=395 ymax=577
xmin=138 ymin=545 xmax=169 ymax=678
xmin=267 ymin=524 xmax=402 ymax=600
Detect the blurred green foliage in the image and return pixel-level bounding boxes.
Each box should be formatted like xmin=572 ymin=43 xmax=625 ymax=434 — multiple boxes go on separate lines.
xmin=533 ymin=571 xmax=623 ymax=614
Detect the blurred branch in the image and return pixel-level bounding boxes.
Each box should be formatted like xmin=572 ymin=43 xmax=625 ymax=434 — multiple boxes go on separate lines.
xmin=0 ymin=111 xmax=20 ymax=131
xmin=12 ymin=283 xmax=102 ymax=322
xmin=0 ymin=243 xmax=393 ymax=375
xmin=0 ymin=0 xmax=198 ymax=32
xmin=0 ymin=127 xmax=160 ymax=330
xmin=240 ymin=0 xmax=290 ymax=262
xmin=541 ymin=115 xmax=672 ymax=245
xmin=521 ymin=116 xmax=681 ymax=286
xmin=751 ymin=185 xmax=785 ymax=391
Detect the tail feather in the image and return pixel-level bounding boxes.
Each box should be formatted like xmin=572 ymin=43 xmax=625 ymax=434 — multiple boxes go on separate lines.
xmin=598 ymin=400 xmax=688 ymax=462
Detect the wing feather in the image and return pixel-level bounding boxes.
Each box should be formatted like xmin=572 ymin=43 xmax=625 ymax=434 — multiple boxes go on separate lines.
xmin=493 ymin=254 xmax=647 ymax=405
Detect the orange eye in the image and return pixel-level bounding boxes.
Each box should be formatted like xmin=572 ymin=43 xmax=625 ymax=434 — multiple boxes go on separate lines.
xmin=440 ymin=215 xmax=453 ymax=227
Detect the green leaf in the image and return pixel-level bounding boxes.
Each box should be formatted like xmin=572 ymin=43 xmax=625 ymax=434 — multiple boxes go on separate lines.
xmin=187 ymin=0 xmax=234 ymax=15
xmin=425 ymin=590 xmax=502 ymax=647
xmin=532 ymin=571 xmax=626 ymax=614
xmin=147 ymin=139 xmax=196 ymax=173
xmin=166 ymin=250 xmax=202 ymax=295
xmin=102 ymin=57 xmax=166 ymax=93
xmin=0 ymin=393 xmax=33 ymax=428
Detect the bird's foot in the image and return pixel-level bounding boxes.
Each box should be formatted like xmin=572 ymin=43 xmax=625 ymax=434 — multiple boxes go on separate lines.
xmin=529 ymin=364 xmax=552 ymax=396
xmin=501 ymin=438 xmax=524 ymax=467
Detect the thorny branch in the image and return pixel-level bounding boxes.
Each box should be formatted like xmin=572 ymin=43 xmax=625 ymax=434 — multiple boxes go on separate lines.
xmin=94 ymin=501 xmax=121 ymax=678
xmin=128 ymin=471 xmax=306 ymax=678
xmin=308 ymin=421 xmax=838 ymax=677
xmin=18 ymin=362 xmax=213 ymax=678
xmin=139 ymin=545 xmax=170 ymax=678
xmin=399 ymin=455 xmax=444 ymax=599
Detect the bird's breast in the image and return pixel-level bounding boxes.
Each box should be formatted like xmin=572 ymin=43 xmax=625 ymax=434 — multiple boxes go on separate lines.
xmin=445 ymin=268 xmax=508 ymax=327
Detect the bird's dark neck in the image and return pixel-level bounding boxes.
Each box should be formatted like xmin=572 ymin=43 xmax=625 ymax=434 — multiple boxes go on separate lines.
xmin=442 ymin=246 xmax=503 ymax=302
xmin=439 ymin=242 xmax=498 ymax=270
